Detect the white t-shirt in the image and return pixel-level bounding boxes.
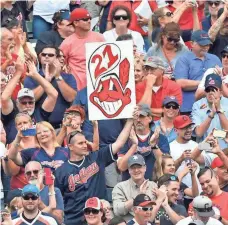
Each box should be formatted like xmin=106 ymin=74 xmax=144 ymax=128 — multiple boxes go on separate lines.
xmin=33 ymin=0 xmax=70 ymax=24
xmin=176 ymin=216 xmax=223 ymax=225
xmin=198 ymin=67 xmax=228 ymax=90
xmin=103 ymin=28 xmax=145 ymax=53
xmin=170 ymin=140 xmax=198 ymax=188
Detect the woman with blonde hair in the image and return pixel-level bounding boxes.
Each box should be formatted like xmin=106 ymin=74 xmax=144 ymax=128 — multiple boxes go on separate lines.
xmin=134 ymin=56 xmax=145 ymax=84
xmin=8 ymin=121 xmax=69 ymax=171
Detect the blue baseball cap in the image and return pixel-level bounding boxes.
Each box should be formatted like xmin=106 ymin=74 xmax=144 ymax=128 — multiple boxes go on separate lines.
xmin=162 ymin=96 xmax=179 ymax=106
xmin=221 ymin=45 xmax=228 ymax=54
xmin=22 ymin=184 xmax=40 ymax=197
xmin=191 ymin=30 xmax=212 ymax=46
xmin=60 ymin=10 xmax=70 ymax=20
xmin=205 ymin=74 xmax=222 ymax=89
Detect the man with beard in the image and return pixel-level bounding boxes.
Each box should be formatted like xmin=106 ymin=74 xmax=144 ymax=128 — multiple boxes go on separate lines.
xmin=152 ymin=174 xmax=187 ymax=225
xmin=169 ymin=115 xmax=198 ymax=209
xmin=192 ymin=74 xmax=228 ymax=150
xmin=117 ymin=104 xmax=170 ymax=181
xmin=12 ymin=184 xmax=58 ymax=225
xmin=176 ymin=195 xmax=223 ymax=225
xmin=1 ymin=59 xmax=58 ymax=144
xmin=197 ymin=167 xmax=228 ymax=224
xmin=174 ymin=30 xmax=222 ymax=115
xmin=208 ymin=3 xmax=228 ymax=59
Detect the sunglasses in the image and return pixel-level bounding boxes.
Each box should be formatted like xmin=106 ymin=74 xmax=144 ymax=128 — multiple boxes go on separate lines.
xmin=22 ymin=195 xmax=39 ymax=201
xmin=222 ymin=54 xmax=228 ymax=59
xmin=164 ymin=104 xmax=179 ymax=110
xmin=19 ymin=101 xmax=35 ymax=105
xmin=114 ymin=15 xmax=129 ymax=20
xmin=166 ymin=36 xmax=180 ymax=43
xmin=137 ymin=207 xmax=153 ymax=211
xmin=84 ymin=208 xmax=100 ymax=215
xmin=205 ymin=87 xmax=218 ymax=93
xmin=41 ymin=53 xmax=56 ymax=57
xmin=163 ymin=12 xmax=173 ymax=17
xmin=77 ymin=17 xmax=91 ymax=22
xmin=208 ymin=1 xmax=220 ymax=6
xmin=25 ymin=170 xmax=40 ymax=177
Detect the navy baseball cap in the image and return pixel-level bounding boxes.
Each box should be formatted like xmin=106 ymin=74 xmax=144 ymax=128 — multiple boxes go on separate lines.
xmin=133 ymin=194 xmax=156 ymax=207
xmin=22 ymin=184 xmax=40 ymax=197
xmin=162 ymin=96 xmax=179 ymax=106
xmin=205 ymin=74 xmax=222 ymax=89
xmin=221 ymin=45 xmax=228 ymax=54
xmin=191 ymin=30 xmax=212 ymax=46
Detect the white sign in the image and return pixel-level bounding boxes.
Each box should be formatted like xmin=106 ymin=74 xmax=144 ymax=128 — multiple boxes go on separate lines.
xmin=86 ymin=41 xmax=136 ymax=120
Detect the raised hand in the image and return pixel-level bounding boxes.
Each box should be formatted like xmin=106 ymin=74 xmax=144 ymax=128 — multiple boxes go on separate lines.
xmin=15 ymin=57 xmax=24 ymax=73
xmin=149 ymin=127 xmax=160 ymax=147
xmin=129 ymin=127 xmax=138 ymax=145
xmin=26 ymin=60 xmax=38 ymax=77
xmin=139 ymin=179 xmax=149 ymax=194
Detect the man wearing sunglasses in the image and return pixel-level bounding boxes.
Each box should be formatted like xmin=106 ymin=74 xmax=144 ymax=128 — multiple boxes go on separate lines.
xmin=192 ymin=74 xmax=228 ymax=150
xmin=127 ymin=194 xmax=156 ymax=225
xmin=1 ymin=59 xmax=58 ymax=145
xmin=54 ymin=114 xmax=134 ymax=225
xmin=12 ymin=184 xmax=58 ymax=225
xmin=208 ymin=4 xmax=228 ymax=60
xmin=60 ymin=8 xmax=105 ymax=91
xmin=174 ymin=30 xmax=222 ymax=115
xmin=202 ymin=0 xmax=224 ymax=32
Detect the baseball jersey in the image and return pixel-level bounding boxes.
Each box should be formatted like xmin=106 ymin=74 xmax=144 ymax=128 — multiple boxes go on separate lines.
xmin=54 ymin=144 xmax=117 ymax=225
xmin=119 ymin=130 xmax=170 ymax=180
xmin=20 ymin=147 xmax=70 ymax=170
xmin=127 ymin=218 xmax=152 ymax=225
xmin=12 ymin=211 xmax=58 ymax=225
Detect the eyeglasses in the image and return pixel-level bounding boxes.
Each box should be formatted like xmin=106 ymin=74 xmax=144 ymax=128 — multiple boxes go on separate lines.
xmin=222 ymin=54 xmax=228 ymax=59
xmin=208 ymin=1 xmax=220 ymax=7
xmin=25 ymin=170 xmax=40 ymax=177
xmin=41 ymin=53 xmax=56 ymax=57
xmin=77 ymin=17 xmax=91 ymax=22
xmin=22 ymin=195 xmax=39 ymax=201
xmin=67 ymin=130 xmax=83 ymax=144
xmin=114 ymin=15 xmax=129 ymax=20
xmin=136 ymin=207 xmax=153 ymax=211
xmin=164 ymin=104 xmax=179 ymax=110
xmin=19 ymin=101 xmax=35 ymax=105
xmin=163 ymin=12 xmax=173 ymax=17
xmin=84 ymin=208 xmax=100 ymax=215
xmin=166 ymin=36 xmax=180 ymax=43
xmin=205 ymin=87 xmax=218 ymax=93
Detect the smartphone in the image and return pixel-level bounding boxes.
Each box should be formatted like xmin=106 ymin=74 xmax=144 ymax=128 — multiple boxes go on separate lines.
xmin=22 ymin=128 xmax=37 ymax=136
xmin=199 ymin=142 xmax=213 ymax=152
xmin=44 ymin=168 xmax=53 ymax=186
xmin=185 ymin=157 xmax=192 ymax=166
xmin=213 ymin=129 xmax=226 ymax=139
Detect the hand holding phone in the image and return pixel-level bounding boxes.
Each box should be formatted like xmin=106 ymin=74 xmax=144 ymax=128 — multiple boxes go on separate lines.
xmin=22 ymin=127 xmax=37 ymax=136
xmin=44 ymin=168 xmax=54 ymax=186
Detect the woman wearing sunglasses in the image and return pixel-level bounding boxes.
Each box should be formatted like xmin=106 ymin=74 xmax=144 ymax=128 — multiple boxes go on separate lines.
xmin=103 ymin=5 xmax=145 ymax=53
xmin=153 ymin=96 xmax=180 ymax=143
xmin=8 ymin=121 xmax=69 ymax=171
xmin=147 ymin=22 xmax=189 ymax=79
xmin=4 ymin=113 xmax=39 ymax=190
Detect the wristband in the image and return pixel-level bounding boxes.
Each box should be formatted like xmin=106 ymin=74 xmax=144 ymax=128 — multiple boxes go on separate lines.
xmin=208 ymin=114 xmax=214 ymax=119
xmin=48 ymin=192 xmax=56 ymax=196
xmin=14 ymin=142 xmax=20 ymax=147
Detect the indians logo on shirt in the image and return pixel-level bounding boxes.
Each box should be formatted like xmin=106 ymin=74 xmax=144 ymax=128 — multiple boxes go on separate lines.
xmin=68 ymin=162 xmax=99 ymax=191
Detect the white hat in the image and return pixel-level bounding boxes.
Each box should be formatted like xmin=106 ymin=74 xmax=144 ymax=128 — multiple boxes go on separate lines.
xmin=193 ymin=196 xmax=215 ymax=217
xmin=17 ymin=88 xmax=34 ymax=99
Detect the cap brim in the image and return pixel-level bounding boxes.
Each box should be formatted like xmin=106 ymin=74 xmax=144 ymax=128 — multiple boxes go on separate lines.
xmin=144 ymin=62 xmax=158 ymax=68
xmin=128 ymin=162 xmax=145 ymax=168
xmin=163 ymin=101 xmax=179 ymax=107
xmin=22 ymin=192 xmax=39 ymax=196
xmin=197 ymin=40 xmax=212 ymax=46
xmin=176 ymin=122 xmax=194 ymax=129
xmin=83 ymin=206 xmax=101 ymax=210
xmin=139 ymin=201 xmax=156 ymax=207
xmin=139 ymin=111 xmax=149 ymax=116
xmin=205 ymin=85 xmax=219 ymax=90
xmin=196 ymin=209 xmax=215 ymax=217
xmin=17 ymin=95 xmax=34 ymax=99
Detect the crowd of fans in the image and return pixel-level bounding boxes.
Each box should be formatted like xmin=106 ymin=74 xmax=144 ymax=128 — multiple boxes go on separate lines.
xmin=1 ymin=0 xmax=228 ymax=225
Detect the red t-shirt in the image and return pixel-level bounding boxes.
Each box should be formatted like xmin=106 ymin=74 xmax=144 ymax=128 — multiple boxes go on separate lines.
xmin=188 ymin=192 xmax=228 ymax=220
xmin=108 ymin=0 xmax=157 ymax=36
xmin=1 ymin=54 xmax=25 ymax=100
xmin=136 ymin=78 xmax=182 ymax=120
xmin=167 ymin=3 xmax=204 ymax=30
xmin=10 ymin=167 xmax=28 ymax=190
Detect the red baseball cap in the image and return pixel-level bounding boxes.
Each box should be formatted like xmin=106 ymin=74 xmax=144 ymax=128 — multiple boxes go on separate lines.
xmin=68 ymin=8 xmax=90 ymax=25
xmin=84 ymin=197 xmax=103 ymax=210
xmin=65 ymin=105 xmax=85 ymax=121
xmin=211 ymin=157 xmax=224 ymax=169
xmin=173 ymin=115 xmax=194 ymax=129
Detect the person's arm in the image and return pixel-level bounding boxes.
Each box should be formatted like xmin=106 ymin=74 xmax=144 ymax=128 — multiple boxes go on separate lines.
xmin=1 ymin=59 xmax=24 ymax=115
xmin=2 ymin=157 xmax=21 ymax=176
xmin=172 ymin=1 xmax=192 ymax=23
xmin=208 ymin=3 xmax=228 ymax=41
xmin=26 ymin=60 xmax=58 ymax=113
xmin=195 ymin=88 xmax=206 ymax=100
xmin=192 ymin=5 xmax=200 ymax=31
xmin=111 ymin=118 xmax=134 ymax=155
xmin=176 ymin=79 xmax=200 ymax=91
xmin=151 ymin=108 xmax=163 ymax=118
xmin=87 ymin=121 xmax=99 ymax=151
xmin=221 ymin=83 xmax=228 ymax=98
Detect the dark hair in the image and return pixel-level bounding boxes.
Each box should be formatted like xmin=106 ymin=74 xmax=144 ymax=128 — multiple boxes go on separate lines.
xmin=40 ymin=45 xmax=60 ymax=57
xmin=116 ymin=33 xmax=133 ymax=41
xmin=197 ymin=167 xmax=214 ymax=179
xmin=108 ymin=216 xmax=126 ymax=225
xmin=157 ymin=22 xmax=182 ymax=51
xmin=110 ymin=5 xmax=132 ymax=28
xmin=2 ymin=18 xmax=20 ymax=30
xmin=52 ymin=9 xmax=69 ymax=31
xmin=157 ymin=174 xmax=179 ymax=188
